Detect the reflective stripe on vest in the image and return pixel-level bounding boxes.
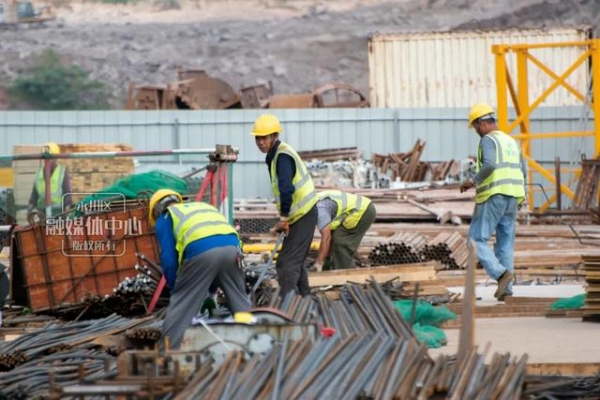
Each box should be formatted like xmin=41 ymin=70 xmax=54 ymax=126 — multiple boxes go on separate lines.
xmin=270 ymin=142 xmax=317 ymax=224
xmin=475 ymin=131 xmax=525 ymax=204
xmin=35 ymin=165 xmax=65 ymax=208
xmin=167 ymin=202 xmax=238 ymax=266
xmin=317 ymin=190 xmax=371 ymax=231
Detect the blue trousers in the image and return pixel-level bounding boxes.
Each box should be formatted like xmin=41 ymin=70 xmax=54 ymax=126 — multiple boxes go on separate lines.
xmin=468 ymin=194 xmax=518 ymax=295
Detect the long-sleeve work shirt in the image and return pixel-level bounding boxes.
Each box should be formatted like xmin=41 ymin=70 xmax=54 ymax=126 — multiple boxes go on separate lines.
xmin=265 ymin=140 xmax=296 ymax=218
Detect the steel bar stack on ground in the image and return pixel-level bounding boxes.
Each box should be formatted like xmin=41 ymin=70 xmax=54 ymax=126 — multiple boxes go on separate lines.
xmin=172 ymin=281 xmax=529 ymax=399
xmin=0 ymin=314 xmax=156 ymax=398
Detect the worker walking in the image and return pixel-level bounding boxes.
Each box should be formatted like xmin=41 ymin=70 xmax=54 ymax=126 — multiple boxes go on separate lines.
xmin=314 ymin=190 xmax=376 ymax=271
xmin=149 ymin=189 xmax=250 ymax=349
xmin=460 ymin=104 xmax=526 ymax=301
xmin=251 ymin=114 xmax=318 ymax=298
xmin=28 ymin=142 xmax=72 ymax=216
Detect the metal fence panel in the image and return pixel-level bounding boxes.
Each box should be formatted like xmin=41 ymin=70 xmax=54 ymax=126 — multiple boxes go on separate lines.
xmin=0 ymin=107 xmax=594 ymax=203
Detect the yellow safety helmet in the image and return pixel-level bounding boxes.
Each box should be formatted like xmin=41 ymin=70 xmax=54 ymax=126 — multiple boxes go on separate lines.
xmin=467 ymin=103 xmax=495 ymax=128
xmin=250 ymin=114 xmax=282 ymax=136
xmin=44 ymin=142 xmax=60 ymax=155
xmin=148 ymin=189 xmax=183 ymax=227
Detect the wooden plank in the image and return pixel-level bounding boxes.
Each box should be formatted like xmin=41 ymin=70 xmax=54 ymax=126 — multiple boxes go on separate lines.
xmin=306 ymin=262 xmax=439 ymax=287
xmin=525 ymin=363 xmax=600 ymax=376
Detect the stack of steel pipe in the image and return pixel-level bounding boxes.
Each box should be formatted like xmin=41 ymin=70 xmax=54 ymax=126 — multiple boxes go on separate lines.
xmin=368 ymin=232 xmax=427 ymax=266
xmin=235 ymin=218 xmax=278 ymax=234
xmin=420 ymin=231 xmax=468 ymax=269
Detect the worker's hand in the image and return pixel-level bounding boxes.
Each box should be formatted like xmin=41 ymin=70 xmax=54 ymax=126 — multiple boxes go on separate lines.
xmin=313 ymin=261 xmax=323 ymax=272
xmin=460 ymin=178 xmax=475 ymax=193
xmin=271 ymin=217 xmax=289 ymax=237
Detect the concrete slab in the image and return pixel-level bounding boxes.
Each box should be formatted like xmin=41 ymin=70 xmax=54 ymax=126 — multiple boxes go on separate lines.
xmin=449 ymin=284 xmax=585 ymax=307
xmin=429 ymin=283 xmax=596 ymax=365
xmin=428 ymin=317 xmax=600 ymax=364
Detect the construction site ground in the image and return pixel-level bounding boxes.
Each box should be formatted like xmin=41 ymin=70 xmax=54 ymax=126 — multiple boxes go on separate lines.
xmin=429 ymin=284 xmax=600 ymax=366
xmin=1 ymin=0 xmax=599 ymax=109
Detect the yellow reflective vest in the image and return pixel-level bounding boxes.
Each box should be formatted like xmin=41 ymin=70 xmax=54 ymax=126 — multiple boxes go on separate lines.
xmin=317 ymin=190 xmax=371 ymax=231
xmin=475 ymin=131 xmax=525 ymax=204
xmin=270 ymin=142 xmax=317 ymax=224
xmin=167 ymin=202 xmax=239 ymax=266
xmin=35 ymin=165 xmax=65 ymax=208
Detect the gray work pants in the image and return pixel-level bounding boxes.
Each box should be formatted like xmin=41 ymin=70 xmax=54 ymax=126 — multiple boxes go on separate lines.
xmin=160 ymin=245 xmax=251 ymax=350
xmin=276 ymin=204 xmax=317 ymax=298
xmin=331 ymin=203 xmax=377 ymax=269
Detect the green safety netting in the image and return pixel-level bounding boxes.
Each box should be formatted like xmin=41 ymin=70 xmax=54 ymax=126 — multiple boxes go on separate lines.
xmin=394 ymin=300 xmax=457 ymax=348
xmin=413 ymin=323 xmax=448 ymax=349
xmin=75 ymin=170 xmax=188 ymax=213
xmin=549 ymin=294 xmax=586 ymax=310
xmin=394 ymin=299 xmax=457 ymax=327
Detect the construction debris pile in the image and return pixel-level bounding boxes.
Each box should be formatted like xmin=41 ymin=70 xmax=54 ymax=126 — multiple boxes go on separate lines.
xmin=125 ymin=69 xmax=369 ymax=110
xmin=299 ymin=143 xmax=474 ymax=191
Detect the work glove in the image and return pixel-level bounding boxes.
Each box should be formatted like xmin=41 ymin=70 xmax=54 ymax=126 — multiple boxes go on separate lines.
xmin=271 ymin=217 xmax=289 ymax=237
xmin=313 ymin=261 xmax=323 ymax=272
xmin=460 ymin=178 xmax=475 ymax=193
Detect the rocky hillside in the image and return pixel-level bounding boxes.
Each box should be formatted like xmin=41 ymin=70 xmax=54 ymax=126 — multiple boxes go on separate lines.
xmin=0 ymin=0 xmax=597 ymax=109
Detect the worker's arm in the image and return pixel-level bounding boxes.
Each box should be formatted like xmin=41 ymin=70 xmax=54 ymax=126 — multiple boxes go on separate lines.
xmin=317 ymin=226 xmax=331 ymax=264
xmin=276 ymin=154 xmax=296 ymax=217
xmin=473 ymin=136 xmax=496 ymax=185
xmin=62 ymin=168 xmax=72 ymax=208
xmin=155 ymin=213 xmax=178 ymax=289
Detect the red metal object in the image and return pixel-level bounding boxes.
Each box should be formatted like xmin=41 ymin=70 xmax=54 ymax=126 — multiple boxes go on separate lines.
xmin=320 ymin=327 xmax=336 ymax=338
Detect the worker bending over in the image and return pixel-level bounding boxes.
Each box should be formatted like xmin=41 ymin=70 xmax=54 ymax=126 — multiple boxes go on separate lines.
xmin=149 ymin=189 xmax=250 ymax=349
xmin=28 ymin=142 xmax=72 ymax=216
xmin=314 ymin=190 xmax=376 ymax=271
xmin=251 ymin=114 xmax=318 ymax=298
xmin=460 ymin=104 xmax=526 ymax=301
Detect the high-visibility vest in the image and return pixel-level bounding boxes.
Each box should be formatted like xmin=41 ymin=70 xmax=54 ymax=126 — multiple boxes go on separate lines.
xmin=475 ymin=131 xmax=525 ymax=204
xmin=35 ymin=165 xmax=65 ymax=209
xmin=167 ymin=202 xmax=239 ymax=266
xmin=317 ymin=190 xmax=371 ymax=231
xmin=270 ymin=142 xmax=317 ymax=224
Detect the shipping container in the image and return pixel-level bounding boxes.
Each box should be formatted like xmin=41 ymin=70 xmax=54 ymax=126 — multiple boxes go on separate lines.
xmin=368 ymin=28 xmax=592 ymax=108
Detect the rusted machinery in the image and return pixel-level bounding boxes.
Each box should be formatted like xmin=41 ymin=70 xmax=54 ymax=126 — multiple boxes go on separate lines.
xmin=0 ymin=0 xmax=56 ymax=26
xmin=125 ymin=69 xmax=240 ymax=110
xmin=125 ymin=69 xmax=370 ymax=110
xmin=269 ymin=82 xmax=370 ymax=109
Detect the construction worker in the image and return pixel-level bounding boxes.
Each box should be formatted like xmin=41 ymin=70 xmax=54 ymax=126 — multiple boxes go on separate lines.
xmin=250 ymin=114 xmax=318 ymax=298
xmin=149 ymin=189 xmax=250 ymax=349
xmin=314 ymin=190 xmax=376 ymax=271
xmin=461 ymin=104 xmax=526 ymax=301
xmin=28 ymin=142 xmax=72 ymax=216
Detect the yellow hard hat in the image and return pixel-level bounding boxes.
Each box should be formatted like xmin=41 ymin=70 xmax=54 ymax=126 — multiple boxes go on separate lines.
xmin=250 ymin=114 xmax=282 ymax=136
xmin=148 ymin=189 xmax=183 ymax=227
xmin=44 ymin=142 xmax=60 ymax=155
xmin=467 ymin=103 xmax=495 ymax=128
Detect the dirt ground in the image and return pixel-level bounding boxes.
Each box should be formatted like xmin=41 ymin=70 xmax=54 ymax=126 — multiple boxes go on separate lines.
xmin=0 ymin=0 xmax=598 ymax=109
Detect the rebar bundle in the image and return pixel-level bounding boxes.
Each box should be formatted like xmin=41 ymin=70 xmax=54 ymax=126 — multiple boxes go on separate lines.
xmin=368 ymin=232 xmax=428 ymax=266
xmin=171 ymin=281 xmax=529 ymax=399
xmin=420 ymin=231 xmax=469 ymax=269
